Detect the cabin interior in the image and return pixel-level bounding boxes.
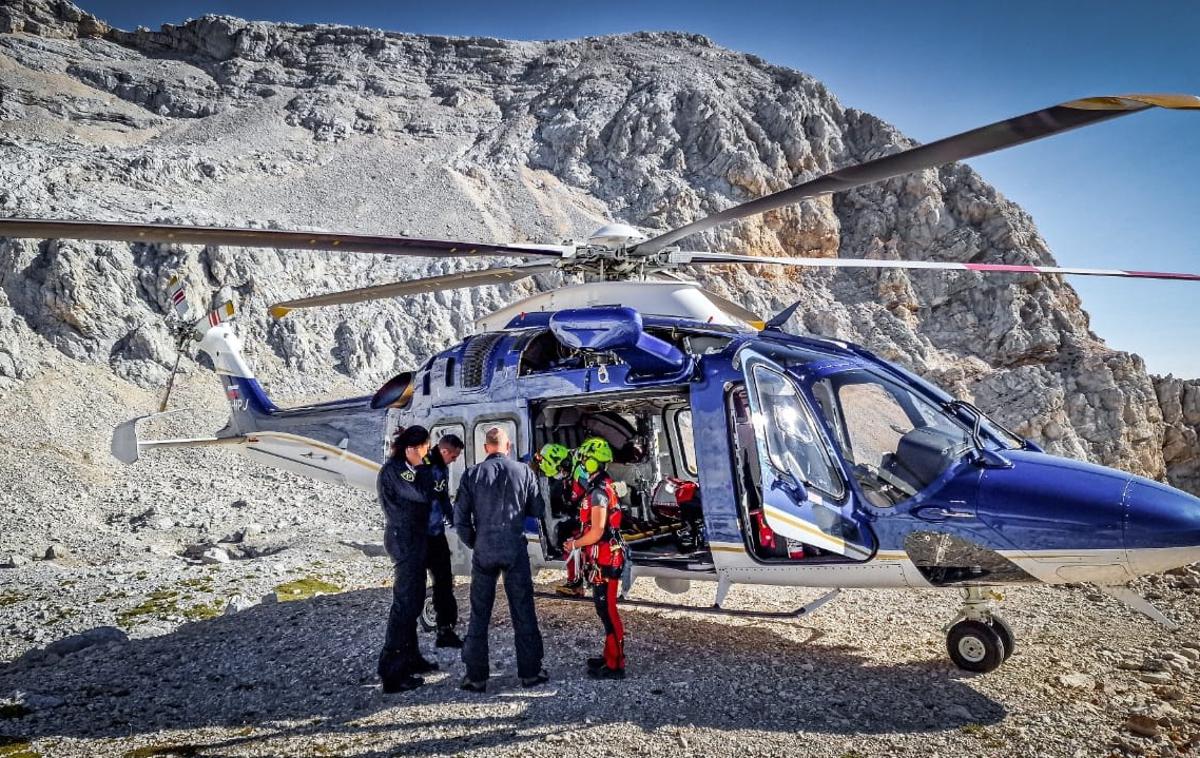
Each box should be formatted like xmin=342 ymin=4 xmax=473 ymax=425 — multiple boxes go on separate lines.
xmin=530 ymin=391 xmax=712 ymax=569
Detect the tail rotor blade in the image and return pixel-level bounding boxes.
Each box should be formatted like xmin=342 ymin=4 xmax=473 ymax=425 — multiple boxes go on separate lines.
xmin=167 ymin=275 xmax=190 ymax=320
xmin=158 ymin=345 xmax=184 ymax=413
xmin=193 ymin=301 xmax=237 ymax=334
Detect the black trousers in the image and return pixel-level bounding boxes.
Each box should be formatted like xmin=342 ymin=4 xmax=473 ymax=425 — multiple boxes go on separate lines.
xmin=379 ymin=530 xmax=428 ymax=679
xmin=426 ymin=532 xmax=458 ymax=628
xmin=461 ymin=547 xmax=544 ymax=682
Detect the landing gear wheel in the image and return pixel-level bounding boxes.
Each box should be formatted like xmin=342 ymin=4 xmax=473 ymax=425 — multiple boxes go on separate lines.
xmin=988 ymin=616 xmax=1015 ymax=661
xmin=419 ymin=588 xmax=437 ymax=632
xmin=946 ymin=619 xmax=1005 ymax=673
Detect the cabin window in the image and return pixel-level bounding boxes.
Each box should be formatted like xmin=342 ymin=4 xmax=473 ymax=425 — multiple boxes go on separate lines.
xmin=430 ymin=423 xmax=467 ymax=496
xmin=445 ymin=358 xmax=456 ymax=387
xmin=670 ymin=408 xmax=698 ymax=476
xmin=473 ymin=418 xmax=518 ymax=461
xmin=750 ymin=365 xmax=843 ymax=498
xmin=422 ymin=372 xmax=431 ymax=396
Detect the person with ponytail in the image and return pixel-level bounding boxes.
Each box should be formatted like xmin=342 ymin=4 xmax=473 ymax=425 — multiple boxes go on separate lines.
xmin=377 ymin=424 xmax=439 ymax=693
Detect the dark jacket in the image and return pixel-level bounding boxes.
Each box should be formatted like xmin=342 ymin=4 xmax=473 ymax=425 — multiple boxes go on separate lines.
xmin=424 ymin=446 xmax=452 ymax=537
xmin=454 ymin=452 xmax=541 ymax=560
xmin=377 ymin=456 xmax=435 ymax=562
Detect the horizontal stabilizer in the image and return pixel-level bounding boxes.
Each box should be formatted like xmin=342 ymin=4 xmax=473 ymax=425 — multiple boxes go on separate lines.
xmin=111 ymin=411 xmax=246 ymax=464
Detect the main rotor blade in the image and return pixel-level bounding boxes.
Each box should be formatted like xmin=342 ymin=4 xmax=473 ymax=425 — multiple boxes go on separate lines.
xmin=675 ymin=251 xmax=1200 ymax=282
xmin=0 ymin=218 xmax=571 ymax=260
xmin=636 ymin=94 xmax=1200 ymax=255
xmin=268 ymin=263 xmax=557 ymax=319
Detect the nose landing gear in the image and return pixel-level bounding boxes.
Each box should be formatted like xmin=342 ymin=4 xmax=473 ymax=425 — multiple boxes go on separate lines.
xmin=944 ymin=587 xmax=1013 ymax=673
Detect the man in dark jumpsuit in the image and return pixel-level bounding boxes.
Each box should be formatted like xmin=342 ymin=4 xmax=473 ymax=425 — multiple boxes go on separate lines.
xmin=377 ymin=425 xmax=438 ymax=693
xmin=454 ymin=425 xmax=549 ymax=691
xmin=425 ymin=433 xmax=465 ymax=648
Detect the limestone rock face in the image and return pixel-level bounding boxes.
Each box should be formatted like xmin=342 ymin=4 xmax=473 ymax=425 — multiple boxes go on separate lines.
xmin=1155 ymin=376 xmax=1200 ymax=492
xmin=0 ymin=0 xmax=1195 ymax=499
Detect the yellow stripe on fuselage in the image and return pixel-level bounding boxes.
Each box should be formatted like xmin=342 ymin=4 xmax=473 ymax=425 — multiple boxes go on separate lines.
xmin=709 ymin=542 xmax=746 ymax=554
xmin=250 ymin=431 xmax=382 ymax=473
xmin=762 ymin=505 xmax=872 ymax=559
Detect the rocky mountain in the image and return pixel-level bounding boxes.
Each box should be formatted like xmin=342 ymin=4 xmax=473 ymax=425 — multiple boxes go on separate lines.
xmin=1 ymin=0 xmax=1197 ymax=554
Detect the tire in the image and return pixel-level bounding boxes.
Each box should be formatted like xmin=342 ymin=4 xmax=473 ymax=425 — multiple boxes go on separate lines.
xmin=946 ymin=619 xmax=1005 ymax=673
xmin=419 ymin=588 xmax=437 ymax=632
xmin=988 ymin=616 xmax=1015 ymax=661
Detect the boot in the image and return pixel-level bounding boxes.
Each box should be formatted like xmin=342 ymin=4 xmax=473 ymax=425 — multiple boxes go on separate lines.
xmin=410 ymin=654 xmax=439 ymax=674
xmin=382 ymin=674 xmax=424 ymax=693
xmin=587 ymin=665 xmax=625 ymax=680
xmin=459 ymin=676 xmax=487 ymax=693
xmin=378 ymin=648 xmax=429 ymax=693
xmin=435 ymin=625 xmax=463 ymax=649
xmin=520 ymin=669 xmax=550 ymax=688
xmin=586 ymin=656 xmax=606 ymax=672
xmin=554 ymin=579 xmax=586 ymax=598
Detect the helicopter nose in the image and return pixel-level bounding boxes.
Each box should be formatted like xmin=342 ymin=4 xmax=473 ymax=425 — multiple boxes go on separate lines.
xmin=1123 ymin=478 xmax=1200 ymax=575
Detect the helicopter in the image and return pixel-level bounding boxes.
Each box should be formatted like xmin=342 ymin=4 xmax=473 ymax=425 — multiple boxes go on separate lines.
xmin=3 ymin=93 xmax=1200 ymax=673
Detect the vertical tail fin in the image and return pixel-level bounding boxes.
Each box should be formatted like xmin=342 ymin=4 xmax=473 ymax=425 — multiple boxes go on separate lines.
xmin=194 ymin=302 xmax=276 ymax=433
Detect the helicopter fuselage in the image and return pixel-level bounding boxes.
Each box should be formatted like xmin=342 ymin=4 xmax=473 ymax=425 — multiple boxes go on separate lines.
xmin=207 ymin=307 xmax=1200 ymax=595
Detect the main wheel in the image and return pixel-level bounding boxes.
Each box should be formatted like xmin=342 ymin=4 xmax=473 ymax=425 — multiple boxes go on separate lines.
xmin=947 ymin=619 xmax=1006 ymax=673
xmin=988 ymin=616 xmax=1015 ymax=661
xmin=419 ymin=588 xmax=437 ymax=632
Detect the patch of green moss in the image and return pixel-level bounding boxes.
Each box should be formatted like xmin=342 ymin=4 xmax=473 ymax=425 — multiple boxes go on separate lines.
xmin=44 ymin=608 xmax=78 ymax=626
xmin=0 ymin=737 xmax=40 ymax=758
xmin=0 ymin=592 xmax=28 ymax=608
xmin=182 ymin=600 xmax=223 ymax=622
xmin=96 ymin=590 xmax=130 ymax=602
xmin=178 ymin=578 xmax=214 ymax=592
xmin=0 ymin=704 xmax=31 ymax=720
xmin=273 ymin=577 xmax=342 ymax=602
xmin=116 ymin=590 xmax=181 ymax=627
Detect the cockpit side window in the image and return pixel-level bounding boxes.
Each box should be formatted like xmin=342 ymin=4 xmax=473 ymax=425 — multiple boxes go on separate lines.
xmin=750 ymin=365 xmax=843 ymax=499
xmin=838 ymin=382 xmax=914 ymax=468
xmin=813 ymin=371 xmax=972 ymax=506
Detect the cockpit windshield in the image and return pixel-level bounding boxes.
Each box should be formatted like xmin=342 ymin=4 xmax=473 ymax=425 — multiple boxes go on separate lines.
xmin=809 ymin=370 xmax=973 ymax=507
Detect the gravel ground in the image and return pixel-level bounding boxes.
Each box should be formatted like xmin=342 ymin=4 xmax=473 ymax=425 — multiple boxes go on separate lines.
xmin=1 ymin=543 xmax=1197 ymax=758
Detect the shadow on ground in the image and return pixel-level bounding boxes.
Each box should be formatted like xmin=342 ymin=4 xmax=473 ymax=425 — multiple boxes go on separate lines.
xmin=0 ymin=585 xmax=1005 ymax=754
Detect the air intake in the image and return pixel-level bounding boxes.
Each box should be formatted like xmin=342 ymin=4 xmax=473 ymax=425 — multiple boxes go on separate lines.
xmin=549 ymin=306 xmax=688 ymax=378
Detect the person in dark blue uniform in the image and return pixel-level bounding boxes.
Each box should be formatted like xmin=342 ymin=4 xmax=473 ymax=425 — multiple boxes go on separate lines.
xmin=377 ymin=425 xmax=439 ymax=693
xmin=425 ymin=433 xmax=465 ymax=648
xmin=454 ymin=425 xmax=548 ymax=692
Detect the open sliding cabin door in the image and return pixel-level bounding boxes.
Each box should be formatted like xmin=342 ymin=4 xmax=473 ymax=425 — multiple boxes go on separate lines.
xmin=738 ymin=347 xmax=876 ymax=561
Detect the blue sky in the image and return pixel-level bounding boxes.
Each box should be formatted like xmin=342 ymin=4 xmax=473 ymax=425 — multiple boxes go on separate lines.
xmin=83 ymin=1 xmax=1200 ymax=377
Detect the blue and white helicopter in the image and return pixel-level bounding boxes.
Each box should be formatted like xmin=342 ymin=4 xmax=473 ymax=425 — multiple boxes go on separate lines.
xmin=4 ymin=94 xmax=1200 ymax=673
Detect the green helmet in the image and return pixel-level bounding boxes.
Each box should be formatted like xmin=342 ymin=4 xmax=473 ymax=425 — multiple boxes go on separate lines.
xmin=578 ymin=436 xmax=614 ymax=474
xmin=535 ymin=443 xmax=571 ymax=478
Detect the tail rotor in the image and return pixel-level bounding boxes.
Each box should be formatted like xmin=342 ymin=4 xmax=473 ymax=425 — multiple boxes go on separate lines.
xmin=157 ymin=275 xmax=237 ymax=412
